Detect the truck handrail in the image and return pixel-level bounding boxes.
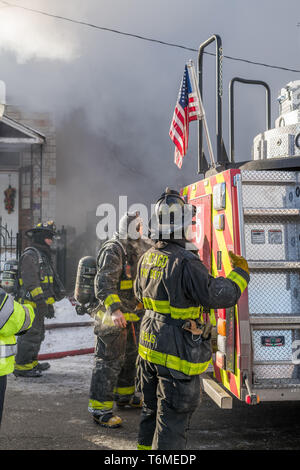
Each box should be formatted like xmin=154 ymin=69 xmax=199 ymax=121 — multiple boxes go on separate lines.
xmin=229 ymin=77 xmax=271 ymax=162
xmin=197 ymin=34 xmax=225 ymax=173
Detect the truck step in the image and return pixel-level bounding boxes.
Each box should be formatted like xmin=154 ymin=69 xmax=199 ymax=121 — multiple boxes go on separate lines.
xmin=248 ymin=260 xmax=300 ymax=270
xmin=244 ymin=208 xmax=300 ymax=217
xmin=250 ymin=315 xmax=300 ymax=326
xmin=200 ymin=373 xmax=233 ymax=409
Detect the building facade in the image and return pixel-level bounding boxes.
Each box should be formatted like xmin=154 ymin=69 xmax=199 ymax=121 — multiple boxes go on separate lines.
xmin=0 ymin=105 xmax=57 ymax=264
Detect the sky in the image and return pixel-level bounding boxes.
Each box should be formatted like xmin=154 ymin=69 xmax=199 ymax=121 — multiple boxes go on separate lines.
xmin=0 ymin=0 xmax=300 ymax=233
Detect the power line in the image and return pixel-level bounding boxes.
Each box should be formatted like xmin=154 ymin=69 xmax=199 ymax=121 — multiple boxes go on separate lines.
xmin=1 ymin=0 xmax=300 ymax=73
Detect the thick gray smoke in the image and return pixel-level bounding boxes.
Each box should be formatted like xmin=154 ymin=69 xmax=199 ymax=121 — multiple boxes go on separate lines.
xmin=1 ymin=0 xmax=300 ymax=236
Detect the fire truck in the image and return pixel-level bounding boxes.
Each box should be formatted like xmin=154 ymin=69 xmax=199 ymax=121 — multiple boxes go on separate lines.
xmin=181 ymin=35 xmax=300 ymax=407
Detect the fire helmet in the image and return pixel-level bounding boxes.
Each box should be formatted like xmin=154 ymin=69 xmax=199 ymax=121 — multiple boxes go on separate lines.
xmin=118 ymin=211 xmax=142 ymax=240
xmin=152 ymin=188 xmax=196 ymax=239
xmin=25 ymin=220 xmax=57 ymax=241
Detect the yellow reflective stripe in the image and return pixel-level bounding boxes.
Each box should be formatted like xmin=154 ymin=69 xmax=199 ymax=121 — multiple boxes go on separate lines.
xmin=170 ymin=305 xmax=200 ymax=320
xmin=97 ymin=310 xmax=140 ymax=323
xmin=0 ymin=293 xmax=8 ymax=310
xmin=227 ymin=270 xmax=248 ymax=293
xmin=46 ymin=297 xmax=55 ymax=305
xmin=208 ymin=309 xmax=217 ymax=327
xmin=104 ymin=294 xmax=121 ymax=309
xmin=23 ymin=300 xmax=37 ymax=308
xmin=139 ymin=344 xmax=210 ymax=376
xmin=88 ymin=399 xmax=113 ymax=410
xmin=30 ymin=287 xmax=43 ymax=298
xmin=120 ymin=280 xmax=133 ymax=290
xmin=143 ymin=297 xmax=170 ymax=313
xmin=124 ymin=313 xmax=140 ymax=322
xmin=137 ymin=445 xmax=152 ymax=450
xmin=114 ymin=386 xmax=135 ymax=395
xmin=14 ymin=360 xmax=38 ymax=371
xmin=142 ymin=297 xmax=200 ymax=320
xmin=41 ymin=276 xmax=54 ymax=283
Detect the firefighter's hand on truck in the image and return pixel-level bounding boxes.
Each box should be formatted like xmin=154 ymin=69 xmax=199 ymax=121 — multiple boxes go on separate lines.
xmin=229 ymin=251 xmax=250 ymax=275
xmin=111 ymin=309 xmax=127 ymax=328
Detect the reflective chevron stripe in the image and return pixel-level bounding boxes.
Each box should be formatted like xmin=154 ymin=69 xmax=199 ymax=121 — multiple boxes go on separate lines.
xmin=0 ymin=294 xmax=14 ymax=329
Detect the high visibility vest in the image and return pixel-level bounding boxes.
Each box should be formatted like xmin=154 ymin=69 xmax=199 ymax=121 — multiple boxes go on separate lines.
xmin=0 ymin=293 xmax=35 ymax=376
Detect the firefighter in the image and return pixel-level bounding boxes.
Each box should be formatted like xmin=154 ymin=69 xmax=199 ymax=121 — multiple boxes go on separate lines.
xmin=134 ymin=188 xmax=250 ymax=450
xmin=14 ymin=221 xmax=65 ymax=377
xmin=0 ymin=289 xmax=35 ymax=425
xmin=88 ymin=211 xmax=150 ymax=428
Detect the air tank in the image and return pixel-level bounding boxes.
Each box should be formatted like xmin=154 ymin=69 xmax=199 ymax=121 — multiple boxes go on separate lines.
xmin=74 ymin=256 xmax=97 ymax=307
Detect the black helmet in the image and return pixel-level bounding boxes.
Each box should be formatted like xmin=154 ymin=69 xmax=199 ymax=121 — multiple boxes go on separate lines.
xmin=26 ymin=220 xmax=57 ymax=241
xmin=151 ymin=188 xmax=196 ymax=239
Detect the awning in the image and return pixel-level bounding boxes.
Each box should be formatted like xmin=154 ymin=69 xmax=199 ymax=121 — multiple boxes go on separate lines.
xmin=0 ymin=114 xmax=45 ymax=151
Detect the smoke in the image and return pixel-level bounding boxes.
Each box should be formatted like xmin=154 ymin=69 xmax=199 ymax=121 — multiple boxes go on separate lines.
xmin=0 ymin=6 xmax=79 ymax=63
xmin=0 ymin=0 xmax=299 ymax=239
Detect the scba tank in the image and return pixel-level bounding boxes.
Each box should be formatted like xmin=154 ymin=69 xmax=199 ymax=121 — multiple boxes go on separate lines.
xmin=74 ymin=256 xmax=97 ymax=307
xmin=1 ymin=259 xmax=18 ymax=294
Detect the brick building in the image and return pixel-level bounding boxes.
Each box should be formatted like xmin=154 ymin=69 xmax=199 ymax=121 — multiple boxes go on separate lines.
xmin=0 ymin=104 xmax=57 ymax=265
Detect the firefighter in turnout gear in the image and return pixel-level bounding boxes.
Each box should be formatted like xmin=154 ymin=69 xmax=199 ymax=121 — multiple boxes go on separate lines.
xmin=88 ymin=212 xmax=150 ymax=428
xmin=134 ymin=188 xmax=250 ymax=450
xmin=14 ymin=221 xmax=65 ymax=377
xmin=0 ymin=290 xmax=35 ymax=425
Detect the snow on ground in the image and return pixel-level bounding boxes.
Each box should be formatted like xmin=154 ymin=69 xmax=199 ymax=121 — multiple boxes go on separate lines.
xmin=8 ymin=354 xmax=95 ymax=395
xmin=40 ymin=297 xmax=95 ymax=355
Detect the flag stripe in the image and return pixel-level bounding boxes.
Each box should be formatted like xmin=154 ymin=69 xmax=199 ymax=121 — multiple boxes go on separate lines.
xmin=169 ymin=64 xmax=202 ymax=168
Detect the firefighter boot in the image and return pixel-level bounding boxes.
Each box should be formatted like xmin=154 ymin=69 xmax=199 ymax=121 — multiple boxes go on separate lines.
xmin=36 ymin=362 xmax=51 ymax=371
xmin=93 ymin=411 xmax=122 ymax=428
xmin=13 ymin=365 xmax=42 ymax=378
xmin=117 ymin=394 xmax=143 ymax=409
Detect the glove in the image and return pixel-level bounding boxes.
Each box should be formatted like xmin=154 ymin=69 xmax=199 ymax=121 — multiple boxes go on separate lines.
xmin=135 ymin=302 xmax=144 ymax=311
xmin=46 ymin=304 xmax=55 ymax=319
xmin=229 ymin=251 xmax=250 ymax=275
xmin=182 ymin=320 xmax=213 ymax=339
xmin=76 ymin=304 xmax=88 ymax=316
xmin=182 ymin=319 xmax=204 ymax=335
xmin=35 ymin=300 xmax=48 ymax=316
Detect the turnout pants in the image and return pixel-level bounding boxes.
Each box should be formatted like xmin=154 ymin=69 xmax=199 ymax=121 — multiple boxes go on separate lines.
xmin=89 ymin=320 xmax=140 ymax=413
xmin=136 ymin=357 xmax=201 ymax=450
xmin=15 ymin=306 xmax=45 ymax=370
xmin=0 ymin=375 xmax=7 ymax=427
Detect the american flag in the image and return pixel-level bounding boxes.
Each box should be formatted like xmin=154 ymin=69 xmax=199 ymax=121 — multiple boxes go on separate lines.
xmin=169 ymin=64 xmax=202 ymax=168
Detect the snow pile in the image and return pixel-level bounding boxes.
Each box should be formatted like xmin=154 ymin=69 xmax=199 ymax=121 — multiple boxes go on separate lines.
xmin=45 ymin=297 xmax=92 ymax=324
xmin=40 ymin=297 xmax=95 ymax=357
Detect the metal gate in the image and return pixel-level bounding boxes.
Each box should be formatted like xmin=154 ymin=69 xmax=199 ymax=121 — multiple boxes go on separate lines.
xmin=0 ymin=218 xmax=21 ymax=269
